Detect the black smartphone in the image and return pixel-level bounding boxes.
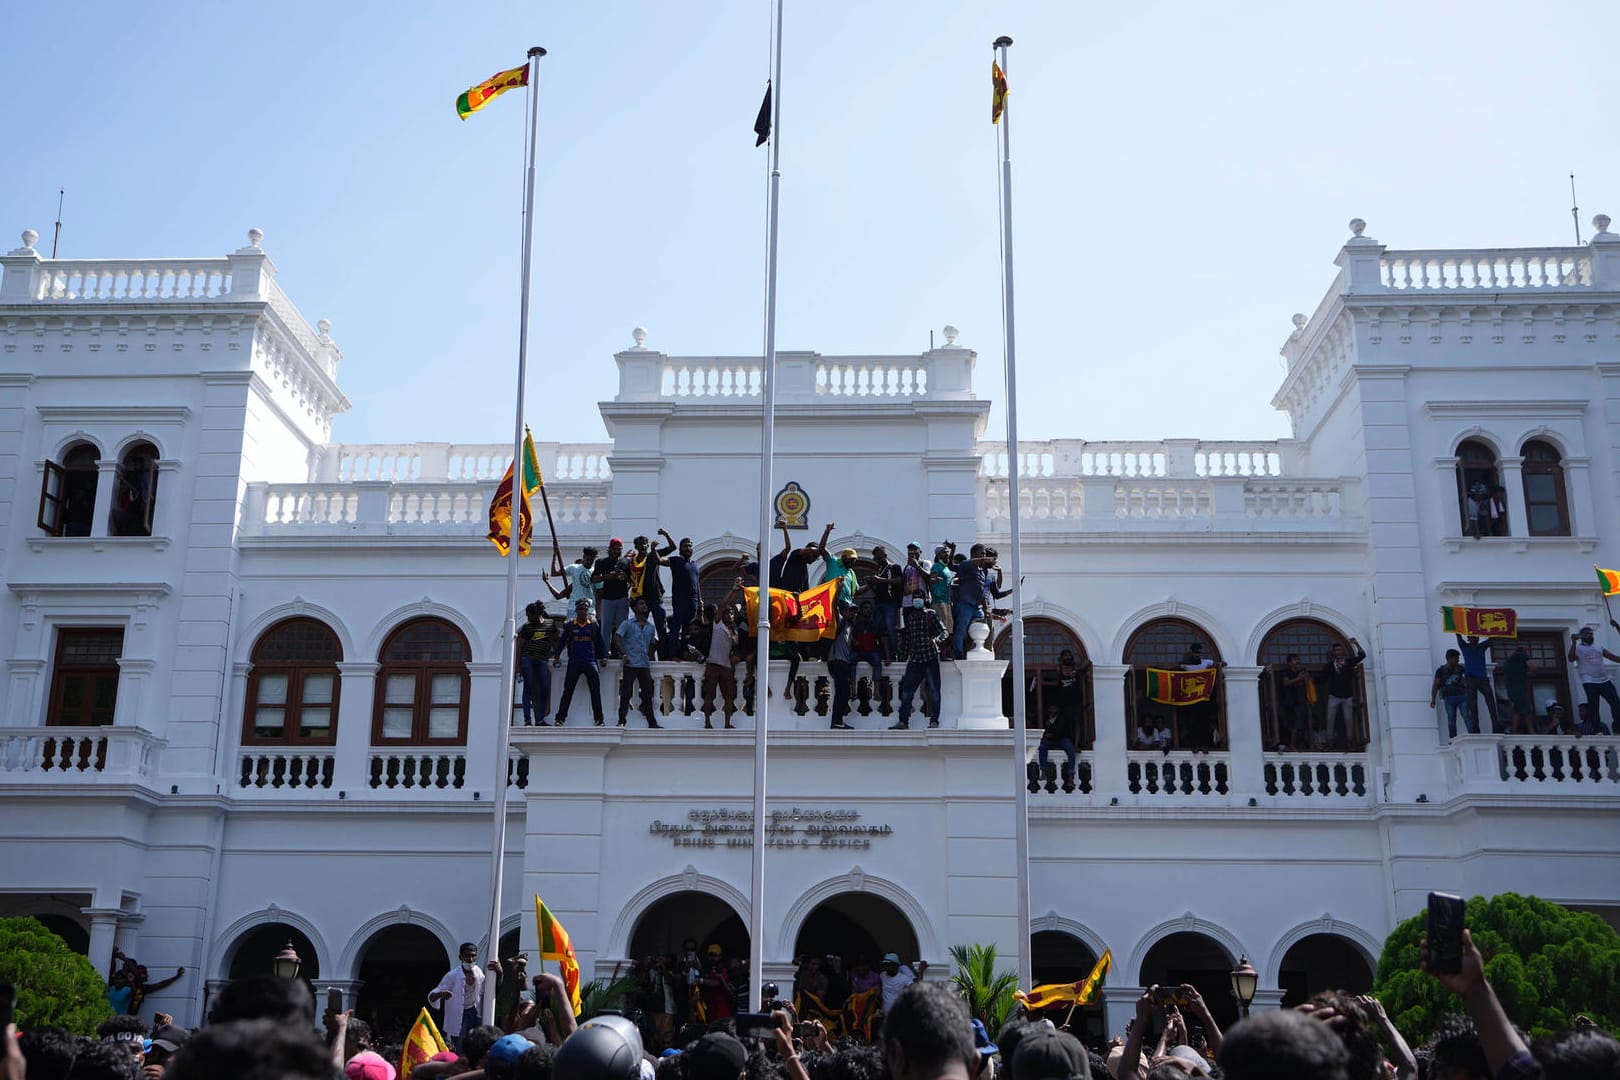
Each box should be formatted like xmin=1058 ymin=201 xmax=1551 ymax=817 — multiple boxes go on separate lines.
xmin=1427 ymin=891 xmax=1466 ymax=974
xmin=0 ymin=980 xmax=14 ymax=1030
xmin=1154 ymin=987 xmax=1188 ymax=1007
xmin=326 ymin=987 xmax=343 ymax=1015
xmin=735 ymin=1012 xmax=777 ymax=1039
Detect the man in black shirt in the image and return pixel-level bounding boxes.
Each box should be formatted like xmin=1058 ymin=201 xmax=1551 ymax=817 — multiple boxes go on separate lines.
xmin=769 ymin=519 xmax=832 ymax=592
xmin=1318 ymin=638 xmax=1366 ymax=749
xmin=515 ymin=601 xmax=560 ymax=726
xmin=628 ymin=533 xmax=669 ymax=655
xmin=660 ymin=530 xmax=701 ymax=660
xmin=864 ymin=545 xmax=904 ymax=662
xmin=592 ymin=538 xmax=632 ymax=658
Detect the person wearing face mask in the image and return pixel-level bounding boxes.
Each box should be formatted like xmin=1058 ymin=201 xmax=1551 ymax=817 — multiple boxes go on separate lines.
xmin=428 ymin=942 xmax=487 ymax=1051
xmin=1568 ymin=624 xmax=1620 ymax=734
xmin=890 ymin=595 xmax=948 ymax=730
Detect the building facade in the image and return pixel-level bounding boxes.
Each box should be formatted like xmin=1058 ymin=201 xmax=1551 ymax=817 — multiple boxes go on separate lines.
xmin=1 ymin=219 xmax=1618 ymax=1039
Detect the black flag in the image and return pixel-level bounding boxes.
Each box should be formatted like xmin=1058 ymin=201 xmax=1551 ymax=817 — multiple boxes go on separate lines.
xmin=754 ymin=81 xmax=771 ymax=146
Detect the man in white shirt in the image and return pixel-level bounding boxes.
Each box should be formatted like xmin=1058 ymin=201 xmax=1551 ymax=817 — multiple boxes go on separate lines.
xmin=1568 ymin=625 xmax=1620 ymax=735
xmin=879 ymin=951 xmax=928 ymax=1013
xmin=428 ymin=941 xmax=486 ymax=1050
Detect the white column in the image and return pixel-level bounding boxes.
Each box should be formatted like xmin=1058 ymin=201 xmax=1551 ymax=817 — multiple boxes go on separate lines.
xmin=1498 ymin=456 xmax=1525 ymax=536
xmin=1102 ymin=986 xmax=1140 ymax=1042
xmin=333 ymin=662 xmax=378 ymax=795
xmin=1248 ymin=987 xmax=1287 ymax=1014
xmin=1224 ymin=666 xmax=1265 ymax=798
xmin=114 ymin=913 xmax=144 ymax=958
xmin=1091 ymin=665 xmax=1131 ymax=801
xmin=954 ymin=653 xmax=1009 ymax=729
xmin=92 ymin=459 xmax=118 ymax=537
xmin=84 ymin=908 xmax=123 ymax=978
xmin=1563 ymin=457 xmax=1595 ymax=536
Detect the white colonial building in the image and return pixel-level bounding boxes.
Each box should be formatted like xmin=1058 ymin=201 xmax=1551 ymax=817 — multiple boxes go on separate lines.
xmin=1 ymin=218 xmax=1617 ymax=1041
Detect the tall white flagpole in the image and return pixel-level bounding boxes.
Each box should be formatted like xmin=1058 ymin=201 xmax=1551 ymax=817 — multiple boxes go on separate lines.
xmin=484 ymin=44 xmax=547 ymax=1022
xmin=994 ymin=33 xmax=1033 ymax=992
xmin=750 ymin=0 xmax=785 ymax=1014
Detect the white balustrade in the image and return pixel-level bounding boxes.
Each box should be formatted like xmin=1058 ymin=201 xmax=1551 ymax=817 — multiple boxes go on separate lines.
xmin=387 ymin=485 xmax=485 ymax=527
xmin=262 ymin=485 xmax=358 ymax=526
xmin=1194 ymin=443 xmax=1282 ymax=477
xmin=1023 ymin=744 xmax=1095 ymax=795
xmin=1263 ymin=753 xmax=1370 ymax=799
xmin=661 ymin=359 xmax=763 ymax=398
xmin=1115 ymin=481 xmax=1211 ymax=519
xmin=0 ymin=726 xmax=162 ymax=781
xmin=335 ymin=444 xmax=423 ymax=481
xmin=980 ymin=441 xmax=1283 ymax=479
xmin=265 ymin=279 xmax=324 ymax=357
xmin=815 ymin=360 xmax=927 ymax=398
xmin=248 ymin=479 xmax=610 ymax=534
xmin=1379 ymin=249 xmax=1592 ymax=291
xmin=31 ymin=259 xmax=233 ymax=302
xmin=1244 ymin=481 xmax=1343 ymax=520
xmin=331 ymin=442 xmax=613 ymax=483
xmin=1126 ymin=751 xmax=1231 ymax=795
xmin=236 ymin=749 xmax=334 ymax=790
xmin=1497 ymin=737 xmax=1619 ymax=787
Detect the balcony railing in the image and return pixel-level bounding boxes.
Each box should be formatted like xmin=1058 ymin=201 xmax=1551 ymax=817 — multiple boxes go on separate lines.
xmin=0 ymin=726 xmax=163 ymax=783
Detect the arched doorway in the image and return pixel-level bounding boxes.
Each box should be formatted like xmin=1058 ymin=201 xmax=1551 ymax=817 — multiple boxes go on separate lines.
xmin=226 ymin=923 xmax=321 ymax=983
xmin=1256 ymin=619 xmax=1367 ymax=751
xmin=1455 ymin=438 xmax=1504 ymax=536
xmin=354 ymin=925 xmax=450 ymax=1037
xmin=995 ymin=618 xmax=1093 ymax=745
xmin=1138 ymin=931 xmax=1237 ymax=1031
xmin=31 ymin=913 xmax=89 ymax=954
xmin=1277 ymin=934 xmax=1374 ymax=1008
xmin=792 ymin=893 xmax=919 ymax=974
xmin=1030 ymin=931 xmax=1104 ymax=1044
xmin=1124 ymin=618 xmax=1225 ymax=750
xmin=629 ymin=891 xmax=748 ymax=961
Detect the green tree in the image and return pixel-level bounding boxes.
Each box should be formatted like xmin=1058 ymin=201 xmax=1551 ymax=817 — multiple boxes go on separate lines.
xmin=0 ymin=916 xmax=113 ymax=1034
xmin=949 ymin=943 xmax=1019 ymax=1040
xmin=575 ymin=975 xmax=638 ymax=1021
xmin=1373 ymin=893 xmax=1620 ymax=1041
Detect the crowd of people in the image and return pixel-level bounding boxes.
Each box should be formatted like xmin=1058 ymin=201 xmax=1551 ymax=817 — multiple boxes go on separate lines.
xmin=1432 ymin=625 xmax=1620 ymax=739
xmin=516 ymin=527 xmax=1013 ymax=731
xmin=6 ymin=918 xmax=1616 ymax=1080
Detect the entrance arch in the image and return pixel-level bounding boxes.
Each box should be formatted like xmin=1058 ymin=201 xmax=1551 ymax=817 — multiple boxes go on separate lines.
xmin=1137 ymin=930 xmax=1237 ymax=1030
xmin=1276 ymin=934 xmax=1374 ymax=1008
xmin=1030 ymin=930 xmax=1105 ymax=1043
xmin=226 ymin=922 xmax=322 ymax=983
xmin=354 ymin=924 xmax=450 ymax=1034
xmin=791 ymin=892 xmax=918 ymax=970
xmin=32 ymin=914 xmax=90 ymax=954
xmin=628 ymin=891 xmax=748 ymax=961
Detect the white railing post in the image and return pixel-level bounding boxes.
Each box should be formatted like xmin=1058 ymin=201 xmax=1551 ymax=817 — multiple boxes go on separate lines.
xmin=1338 ymin=221 xmax=1386 ymax=293
xmin=1590 ymin=215 xmax=1620 ymax=289
xmin=0 ymin=231 xmax=43 ymax=302
xmin=225 ymin=229 xmax=275 ymax=300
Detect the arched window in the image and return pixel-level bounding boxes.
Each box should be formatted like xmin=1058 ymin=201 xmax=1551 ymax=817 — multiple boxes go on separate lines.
xmin=38 ymin=443 xmax=99 ymax=537
xmin=1455 ymin=439 xmax=1505 ymax=537
xmin=699 ymin=560 xmax=745 ymax=611
xmin=1521 ymin=440 xmax=1570 ymax=537
xmin=1257 ymin=619 xmax=1366 ymax=752
xmin=244 ymin=618 xmax=342 ymax=745
xmin=1123 ymin=618 xmax=1224 ymax=750
xmin=995 ymin=618 xmax=1093 ymax=745
xmin=109 ymin=441 xmax=160 ymax=537
xmin=373 ymin=618 xmax=470 ymax=745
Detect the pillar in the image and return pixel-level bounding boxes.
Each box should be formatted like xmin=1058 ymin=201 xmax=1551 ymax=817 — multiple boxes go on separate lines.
xmin=1224 ymin=667 xmax=1265 ymax=799
xmin=1498 ymin=456 xmax=1526 ymax=537
xmin=85 ymin=907 xmax=124 ymax=978
xmin=1091 ymin=665 xmax=1131 ymax=801
xmin=92 ymin=459 xmax=118 ymax=538
xmin=1102 ymin=986 xmax=1141 ymax=1042
xmin=1248 ymin=987 xmax=1287 ymax=1014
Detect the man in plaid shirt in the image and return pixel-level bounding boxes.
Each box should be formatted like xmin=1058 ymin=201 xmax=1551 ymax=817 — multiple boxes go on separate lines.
xmin=890 ymin=596 xmax=949 ymax=729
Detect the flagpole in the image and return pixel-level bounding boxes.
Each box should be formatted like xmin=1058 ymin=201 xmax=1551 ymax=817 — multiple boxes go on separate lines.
xmin=750 ymin=0 xmax=785 ymax=1014
xmin=993 ymin=33 xmax=1033 ymax=992
xmin=485 ymin=43 xmax=547 ymax=1023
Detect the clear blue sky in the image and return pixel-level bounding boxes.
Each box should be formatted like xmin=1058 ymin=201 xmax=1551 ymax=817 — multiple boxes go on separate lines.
xmin=6 ymin=1 xmax=1617 ymax=448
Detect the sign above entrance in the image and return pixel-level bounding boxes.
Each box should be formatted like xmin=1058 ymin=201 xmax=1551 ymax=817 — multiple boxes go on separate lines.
xmin=774 ymin=482 xmax=811 ymax=529
xmin=648 ymin=806 xmax=894 ymax=851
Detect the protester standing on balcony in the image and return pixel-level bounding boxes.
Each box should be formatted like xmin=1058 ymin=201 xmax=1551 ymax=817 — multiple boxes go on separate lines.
xmin=516 ymin=601 xmax=559 ymax=726
xmin=1500 ymin=641 xmax=1535 ymax=734
xmin=827 ymin=600 xmax=859 ymax=731
xmin=1274 ymin=653 xmax=1311 ymax=752
xmin=553 ymin=599 xmax=607 ymax=726
xmin=541 ymin=546 xmax=599 ymax=612
xmin=1456 ymin=635 xmax=1498 ymax=733
xmin=1318 ymin=638 xmax=1366 ymax=749
xmin=701 ymin=581 xmax=743 ymax=730
xmin=890 ymin=597 xmax=947 ymax=730
xmin=864 ymin=545 xmax=903 ymax=661
xmin=1036 ymin=702 xmax=1078 ymax=785
xmin=928 ymin=546 xmax=955 ymax=645
xmin=614 ymin=597 xmax=661 ymax=729
xmin=629 ymin=534 xmax=671 ymax=654
xmin=1431 ymin=648 xmax=1475 ymax=739
xmin=1568 ymin=625 xmax=1620 ymax=735
xmin=660 ymin=531 xmax=700 ymax=661
xmin=592 ymin=539 xmax=632 ymax=658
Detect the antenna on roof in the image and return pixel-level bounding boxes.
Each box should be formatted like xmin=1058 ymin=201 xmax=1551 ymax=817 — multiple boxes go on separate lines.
xmin=1570 ymin=173 xmax=1583 ymax=245
xmin=51 ymin=189 xmax=64 ymax=258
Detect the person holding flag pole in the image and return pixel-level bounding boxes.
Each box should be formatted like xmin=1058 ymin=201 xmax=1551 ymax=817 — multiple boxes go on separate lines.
xmin=992 ymin=33 xmax=1034 ymax=992
xmin=747 ymin=0 xmax=786 ymax=1014
xmin=456 ymin=46 xmax=548 ymax=1024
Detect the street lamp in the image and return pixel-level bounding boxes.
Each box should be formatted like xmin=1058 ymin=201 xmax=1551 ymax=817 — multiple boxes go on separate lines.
xmin=1229 ymin=955 xmax=1258 ymax=1018
xmin=272 ymin=941 xmax=302 ymax=979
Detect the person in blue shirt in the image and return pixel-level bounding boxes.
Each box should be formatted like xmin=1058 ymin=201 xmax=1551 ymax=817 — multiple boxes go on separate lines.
xmin=554 ymin=599 xmax=607 ymax=726
xmin=950 ymin=544 xmax=1010 ymax=660
xmin=615 ymin=598 xmax=662 ymax=728
xmin=1456 ymin=634 xmax=1499 ymax=732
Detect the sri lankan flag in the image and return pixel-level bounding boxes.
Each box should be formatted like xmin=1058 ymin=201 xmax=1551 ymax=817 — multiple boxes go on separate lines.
xmin=537 ymin=895 xmax=582 ymax=1015
xmin=1598 ymin=567 xmax=1620 ymax=596
xmin=488 ymin=430 xmax=543 ymax=556
xmin=1015 ymin=949 xmax=1111 ymax=1011
xmin=743 ymin=579 xmax=840 ymax=642
xmin=400 ymin=1007 xmax=448 ymax=1079
xmin=991 ymin=60 xmax=1008 ymax=123
xmin=1145 ymin=668 xmax=1216 ymax=706
xmin=457 ymin=63 xmax=529 ymax=120
xmin=1440 ymin=605 xmax=1517 ymax=637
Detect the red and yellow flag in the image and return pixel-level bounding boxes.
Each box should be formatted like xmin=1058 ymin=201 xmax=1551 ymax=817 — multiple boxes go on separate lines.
xmin=1597 ymin=567 xmax=1620 ymax=597
xmin=400 ymin=1006 xmax=448 ymax=1079
xmin=537 ymin=895 xmax=582 ymax=1015
xmin=487 ymin=431 xmax=543 ymax=556
xmin=743 ymin=579 xmax=840 ymax=643
xmin=991 ymin=61 xmax=1008 ymax=123
xmin=457 ymin=63 xmax=529 ymax=120
xmin=1440 ymin=605 xmax=1517 ymax=637
xmin=1145 ymin=668 xmax=1216 ymax=706
xmin=1015 ymin=949 xmax=1112 ymax=1011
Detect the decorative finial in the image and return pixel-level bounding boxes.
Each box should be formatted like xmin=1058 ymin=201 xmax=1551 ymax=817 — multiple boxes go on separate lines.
xmin=1349 ymin=218 xmax=1366 ymax=237
xmin=1595 ymin=214 xmax=1612 ymax=235
xmin=631 ymin=326 xmax=648 ymax=347
xmin=1292 ymin=313 xmax=1308 ymax=329
xmin=942 ymin=324 xmax=959 ymax=345
xmin=21 ymin=229 xmax=39 ymax=250
xmin=247 ymin=227 xmax=263 ymax=247
xmin=316 ymin=319 xmax=331 ymax=337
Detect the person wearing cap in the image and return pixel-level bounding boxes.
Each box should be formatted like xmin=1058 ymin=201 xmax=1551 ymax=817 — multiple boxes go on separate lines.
xmin=699 ymin=943 xmax=735 ymax=1020
xmin=683 ymin=1031 xmax=748 ymax=1080
xmin=345 ymin=1049 xmax=398 ymax=1080
xmin=890 ymin=596 xmax=948 ymax=730
xmin=929 ymin=547 xmax=955 ymax=642
xmin=1568 ymin=624 xmax=1620 ymax=735
xmin=146 ymin=1021 xmax=189 ymax=1069
xmin=592 ymin=539 xmax=632 ymax=658
xmin=1544 ymin=700 xmax=1568 ymax=734
xmin=878 ymin=952 xmax=928 ymax=1013
xmin=823 ymin=544 xmax=860 ymax=607
xmin=1013 ymin=1028 xmax=1091 ymax=1080
xmin=97 ymin=1014 xmax=149 ymax=1065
